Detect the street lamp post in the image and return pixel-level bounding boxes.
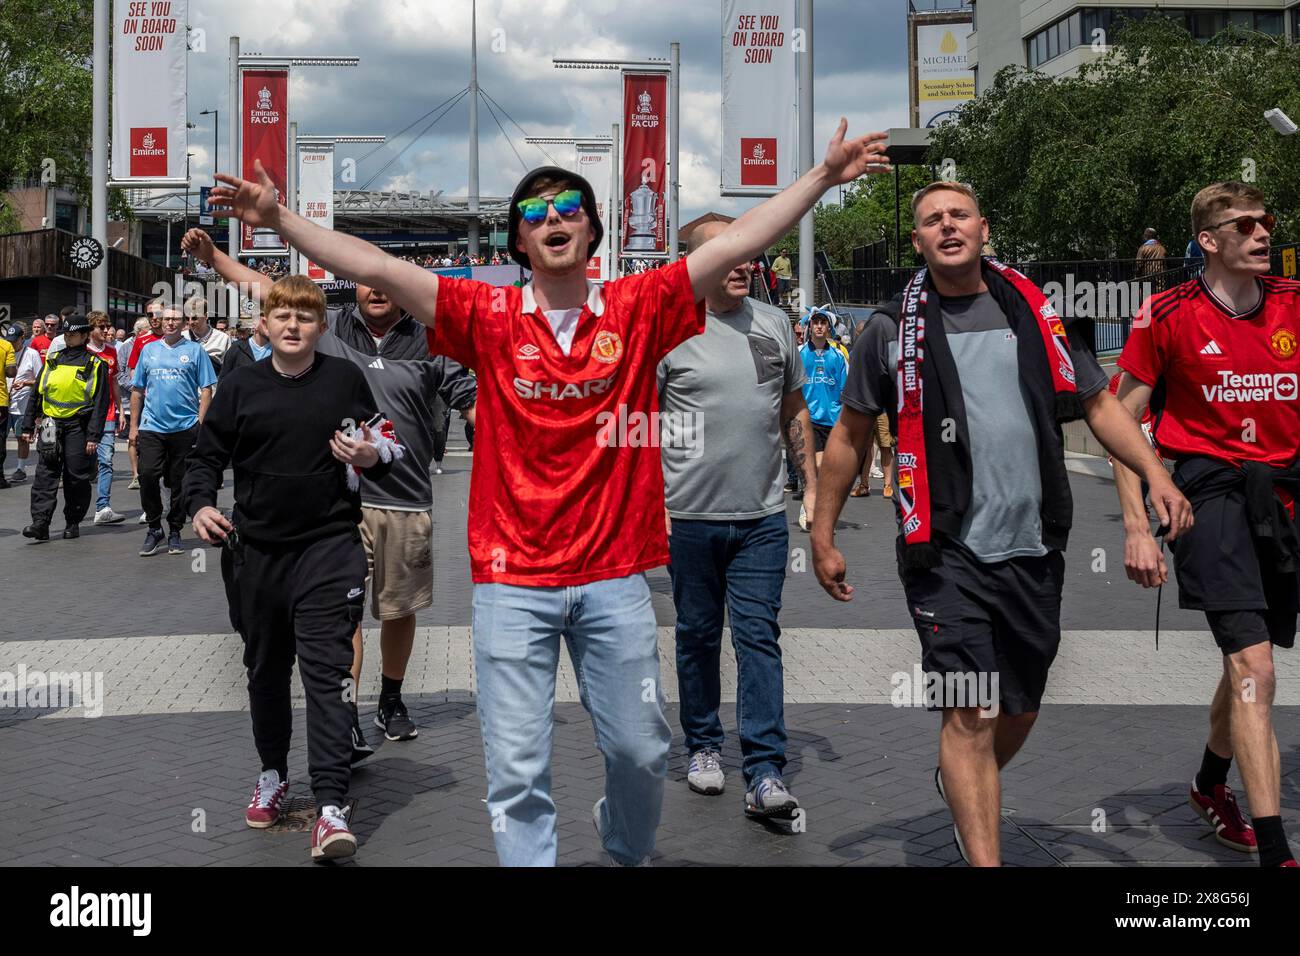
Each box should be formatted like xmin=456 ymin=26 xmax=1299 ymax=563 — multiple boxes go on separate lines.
xmin=199 ymin=108 xmax=219 ymax=182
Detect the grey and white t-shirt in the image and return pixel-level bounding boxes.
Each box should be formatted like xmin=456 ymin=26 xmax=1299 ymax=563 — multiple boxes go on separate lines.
xmin=658 ymin=297 xmax=805 ymax=520
xmin=841 ymin=292 xmax=1107 ymax=562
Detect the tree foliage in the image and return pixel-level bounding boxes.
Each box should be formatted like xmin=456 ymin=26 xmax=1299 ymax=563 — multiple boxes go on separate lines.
xmin=926 ymin=16 xmax=1300 ymax=260
xmin=771 ymin=164 xmax=933 ymax=269
xmin=0 ymin=0 xmax=130 ymax=234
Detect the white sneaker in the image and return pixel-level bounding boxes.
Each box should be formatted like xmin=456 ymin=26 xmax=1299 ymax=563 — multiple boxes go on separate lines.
xmin=137 ymin=512 xmax=148 ymax=524
xmin=591 ymin=797 xmax=652 ymax=866
xmin=798 ymin=503 xmax=809 ymax=532
xmin=93 ymin=507 xmax=126 ymax=525
xmin=687 ymin=749 xmax=725 ymax=795
xmin=870 ymin=465 xmax=885 ymax=479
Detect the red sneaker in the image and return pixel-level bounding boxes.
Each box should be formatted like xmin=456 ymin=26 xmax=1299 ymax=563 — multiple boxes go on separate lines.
xmin=310 ymin=805 xmax=357 ymax=861
xmin=1189 ymin=781 xmax=1257 ymax=853
xmin=244 ymin=770 xmax=288 ymax=829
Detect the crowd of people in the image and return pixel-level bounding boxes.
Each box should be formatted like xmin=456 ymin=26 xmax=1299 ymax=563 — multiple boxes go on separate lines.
xmin=3 ymin=119 xmax=1297 ymax=871
xmin=395 ymin=251 xmax=507 ymax=267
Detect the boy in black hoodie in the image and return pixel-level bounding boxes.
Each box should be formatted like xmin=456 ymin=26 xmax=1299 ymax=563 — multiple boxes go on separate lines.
xmin=184 ymin=276 xmax=396 ymax=862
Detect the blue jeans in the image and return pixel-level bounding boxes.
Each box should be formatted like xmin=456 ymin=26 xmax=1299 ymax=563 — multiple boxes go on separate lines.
xmin=96 ymin=420 xmax=117 ymax=511
xmin=669 ymin=512 xmax=788 ymax=787
xmin=471 ymin=572 xmax=670 ymax=867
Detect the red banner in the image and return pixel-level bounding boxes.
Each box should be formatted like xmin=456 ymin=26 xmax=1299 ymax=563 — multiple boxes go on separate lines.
xmin=621 ymin=73 xmax=668 ymax=256
xmin=240 ymin=68 xmax=289 ymax=255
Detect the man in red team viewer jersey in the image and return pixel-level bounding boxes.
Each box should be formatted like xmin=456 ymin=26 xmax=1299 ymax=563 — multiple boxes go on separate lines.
xmin=1114 ymin=181 xmax=1299 ymax=867
xmin=211 ymin=120 xmax=893 ymax=866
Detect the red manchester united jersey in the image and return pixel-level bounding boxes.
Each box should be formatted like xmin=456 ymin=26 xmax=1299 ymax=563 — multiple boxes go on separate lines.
xmin=1119 ymin=275 xmax=1300 ymax=467
xmin=430 ymin=259 xmax=704 ymax=586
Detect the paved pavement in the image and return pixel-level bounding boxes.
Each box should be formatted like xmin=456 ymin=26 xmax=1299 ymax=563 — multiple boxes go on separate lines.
xmin=2 ymin=427 xmax=1297 ymax=866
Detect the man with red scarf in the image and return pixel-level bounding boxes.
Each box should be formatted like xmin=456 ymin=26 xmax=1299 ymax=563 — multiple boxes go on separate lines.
xmin=811 ymin=181 xmax=1191 ymax=866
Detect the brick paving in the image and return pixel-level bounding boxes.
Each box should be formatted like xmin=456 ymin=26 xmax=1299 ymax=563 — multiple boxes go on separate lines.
xmin=3 ymin=431 xmax=1297 ymax=866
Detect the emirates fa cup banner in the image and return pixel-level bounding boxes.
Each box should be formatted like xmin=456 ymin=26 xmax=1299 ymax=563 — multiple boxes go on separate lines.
xmin=621 ymin=73 xmax=668 ymax=257
xmin=240 ymin=68 xmax=290 ymax=255
xmin=111 ymin=0 xmax=189 ymax=182
xmin=576 ymin=142 xmax=613 ymax=280
xmin=721 ymin=0 xmax=798 ymax=196
xmin=297 ymin=145 xmax=335 ymax=281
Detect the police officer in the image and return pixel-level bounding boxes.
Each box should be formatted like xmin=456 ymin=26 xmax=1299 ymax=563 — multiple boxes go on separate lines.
xmin=20 ymin=315 xmax=110 ymax=541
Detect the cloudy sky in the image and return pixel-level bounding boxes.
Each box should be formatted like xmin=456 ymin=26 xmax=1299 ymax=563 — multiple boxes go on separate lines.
xmin=181 ymin=0 xmax=967 ymax=223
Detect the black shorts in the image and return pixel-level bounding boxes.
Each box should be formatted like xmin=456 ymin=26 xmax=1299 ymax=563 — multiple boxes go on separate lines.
xmin=1206 ymin=609 xmax=1297 ymax=656
xmin=812 ymin=422 xmax=832 ymax=452
xmin=1171 ymin=458 xmax=1299 ymax=612
xmin=898 ymin=539 xmax=1064 ymax=716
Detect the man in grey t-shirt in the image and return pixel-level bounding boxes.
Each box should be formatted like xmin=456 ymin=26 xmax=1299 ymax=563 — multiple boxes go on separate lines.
xmin=810 ymin=182 xmax=1187 ymax=866
xmin=657 ymin=221 xmax=817 ymax=819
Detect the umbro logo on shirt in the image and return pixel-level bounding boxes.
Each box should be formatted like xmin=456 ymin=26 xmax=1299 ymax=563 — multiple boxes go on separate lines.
xmin=517 ymin=343 xmax=541 ymax=361
xmin=368 ymin=358 xmax=385 ymax=369
xmin=1199 ymin=341 xmax=1224 ymax=356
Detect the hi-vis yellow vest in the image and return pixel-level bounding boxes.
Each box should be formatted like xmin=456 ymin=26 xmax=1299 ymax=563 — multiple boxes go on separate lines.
xmin=37 ymin=350 xmax=102 ymax=419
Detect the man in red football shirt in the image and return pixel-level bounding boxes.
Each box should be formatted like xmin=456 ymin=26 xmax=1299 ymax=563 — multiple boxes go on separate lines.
xmin=126 ymin=299 xmax=166 ymax=371
xmin=211 ymin=119 xmax=891 ymax=866
xmin=1114 ymin=181 xmax=1299 ymax=867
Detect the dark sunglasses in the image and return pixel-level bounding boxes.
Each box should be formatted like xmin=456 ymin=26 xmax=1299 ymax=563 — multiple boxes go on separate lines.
xmin=516 ymin=189 xmax=583 ymax=224
xmin=1209 ymin=213 xmax=1276 ymax=236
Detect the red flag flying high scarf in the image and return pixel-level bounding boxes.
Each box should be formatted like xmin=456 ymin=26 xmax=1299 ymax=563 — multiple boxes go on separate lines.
xmin=895 ymin=257 xmax=1078 ymax=560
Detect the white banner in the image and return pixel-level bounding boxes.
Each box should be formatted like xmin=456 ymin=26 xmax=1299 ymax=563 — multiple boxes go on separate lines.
xmin=916 ymin=21 xmax=974 ymax=128
xmin=721 ymin=0 xmax=798 ymax=196
xmin=111 ymin=0 xmax=188 ymax=182
xmin=296 ymin=145 xmax=334 ymax=280
xmin=576 ymin=142 xmax=613 ymax=281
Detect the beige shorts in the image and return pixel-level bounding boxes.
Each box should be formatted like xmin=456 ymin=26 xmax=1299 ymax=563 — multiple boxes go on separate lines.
xmin=359 ymin=506 xmax=434 ymax=620
xmin=873 ymin=413 xmax=894 ymax=448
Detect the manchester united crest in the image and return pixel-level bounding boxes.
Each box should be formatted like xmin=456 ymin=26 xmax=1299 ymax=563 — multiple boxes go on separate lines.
xmin=1271 ymin=328 xmax=1298 ymax=359
xmin=591 ymin=330 xmax=623 ymax=364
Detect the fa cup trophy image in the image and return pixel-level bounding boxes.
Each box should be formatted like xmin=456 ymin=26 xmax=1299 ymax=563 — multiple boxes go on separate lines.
xmin=625 ymin=167 xmax=659 ymax=252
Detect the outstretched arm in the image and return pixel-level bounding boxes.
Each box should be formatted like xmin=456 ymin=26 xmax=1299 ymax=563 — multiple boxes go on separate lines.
xmin=181 ymin=228 xmax=274 ymax=304
xmin=686 ymin=120 xmax=890 ymax=299
xmin=208 ymin=160 xmax=440 ymax=326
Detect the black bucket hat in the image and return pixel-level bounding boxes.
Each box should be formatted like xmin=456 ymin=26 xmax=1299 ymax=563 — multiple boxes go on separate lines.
xmin=507 ymin=166 xmax=604 ymax=270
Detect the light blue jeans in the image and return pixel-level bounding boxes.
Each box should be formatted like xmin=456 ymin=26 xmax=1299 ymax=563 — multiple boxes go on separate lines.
xmin=471 ymin=572 xmax=670 ymax=867
xmin=96 ymin=420 xmax=116 ymax=511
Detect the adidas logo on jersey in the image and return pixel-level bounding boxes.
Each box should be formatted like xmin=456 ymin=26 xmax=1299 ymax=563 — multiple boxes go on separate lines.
xmin=368 ymin=358 xmax=385 ymax=369
xmin=1199 ymin=341 xmax=1223 ymax=356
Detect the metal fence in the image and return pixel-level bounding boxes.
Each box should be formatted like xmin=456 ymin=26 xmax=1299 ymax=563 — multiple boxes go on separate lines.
xmin=822 ymin=243 xmax=1299 ymax=354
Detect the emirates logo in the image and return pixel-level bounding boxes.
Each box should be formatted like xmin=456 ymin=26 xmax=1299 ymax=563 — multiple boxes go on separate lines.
xmin=739 ymin=138 xmax=777 ymax=185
